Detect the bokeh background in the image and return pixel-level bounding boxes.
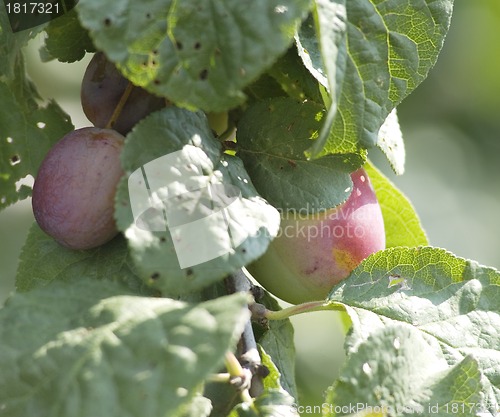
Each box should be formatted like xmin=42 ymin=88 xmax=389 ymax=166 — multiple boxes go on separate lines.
xmin=1 ymin=2 xmax=499 ymax=415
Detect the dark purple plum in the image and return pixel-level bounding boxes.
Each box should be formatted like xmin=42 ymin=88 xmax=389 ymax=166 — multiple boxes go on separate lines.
xmin=81 ymin=52 xmax=166 ymax=135
xmin=32 ymin=127 xmax=125 ymax=250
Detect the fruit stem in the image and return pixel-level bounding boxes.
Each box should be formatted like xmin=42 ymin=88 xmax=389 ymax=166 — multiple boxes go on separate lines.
xmin=224 ymin=351 xmax=255 ymax=407
xmin=207 ymin=372 xmax=231 ymax=383
xmin=224 ymin=351 xmax=246 ymax=378
xmin=105 ymin=81 xmax=134 ymax=130
xmin=263 ymin=300 xmax=338 ymax=321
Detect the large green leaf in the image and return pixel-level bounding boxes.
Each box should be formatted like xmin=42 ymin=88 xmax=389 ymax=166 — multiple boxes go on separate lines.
xmin=16 ymin=223 xmax=153 ymax=295
xmin=0 ymin=79 xmax=73 ymax=210
xmin=297 ymin=0 xmax=347 ymax=158
xmin=236 ymin=97 xmax=365 ymax=213
xmin=115 ymin=108 xmax=280 ymax=297
xmin=364 ymin=162 xmax=428 ymax=248
xmin=324 ymin=325 xmax=484 ymax=417
xmin=76 ymin=0 xmax=312 ymax=111
xmin=0 ymin=278 xmax=250 ymax=417
xmin=0 ymin=7 xmax=73 ymax=210
xmin=298 ymin=0 xmax=454 ymax=156
xmin=295 ymin=4 xmax=345 ymax=95
xmin=326 ymin=247 xmax=500 ymax=414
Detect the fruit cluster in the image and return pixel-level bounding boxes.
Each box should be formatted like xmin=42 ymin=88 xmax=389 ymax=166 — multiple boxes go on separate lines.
xmin=32 ymin=53 xmax=165 ymax=250
xmin=32 ymin=53 xmax=385 ymax=303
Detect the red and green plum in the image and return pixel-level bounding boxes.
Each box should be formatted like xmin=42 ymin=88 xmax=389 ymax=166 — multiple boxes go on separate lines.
xmin=247 ymin=168 xmax=385 ymax=304
xmin=81 ymin=52 xmax=165 ymax=135
xmin=32 ymin=127 xmax=125 ymax=250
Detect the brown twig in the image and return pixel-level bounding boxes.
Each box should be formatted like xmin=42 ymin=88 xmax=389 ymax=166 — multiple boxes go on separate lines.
xmin=225 ymin=270 xmax=267 ymax=397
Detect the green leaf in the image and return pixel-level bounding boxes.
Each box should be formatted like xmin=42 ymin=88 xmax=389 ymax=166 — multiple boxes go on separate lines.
xmin=327 ymin=246 xmax=500 ymax=413
xmin=267 ymin=46 xmax=323 ymax=103
xmin=115 ymin=108 xmax=280 ymax=297
xmin=237 ymin=98 xmax=366 ymax=212
xmin=0 ymin=80 xmax=73 ymax=210
xmin=77 ymin=0 xmax=311 ymax=111
xmin=364 ymin=162 xmax=428 ymax=247
xmin=295 ymin=13 xmax=327 ymax=91
xmin=376 ymin=109 xmax=405 ymax=175
xmin=244 ymin=73 xmax=288 ymax=102
xmin=1 ymin=8 xmax=74 ymax=211
xmin=300 ymin=0 xmax=348 ymax=158
xmin=253 ymin=290 xmax=297 ymax=400
xmin=179 ymin=395 xmax=212 ymax=417
xmin=259 ymin=346 xmax=283 ymax=391
xmin=304 ymin=0 xmax=454 ymax=155
xmin=224 ymin=345 xmax=299 ymax=417
xmin=16 ymin=223 xmax=153 ymax=295
xmin=228 ymin=390 xmax=298 ymax=417
xmin=42 ymin=8 xmax=94 ymax=63
xmin=0 ymin=6 xmax=44 ymax=79
xmin=0 ymin=278 xmax=250 ymax=417
xmin=324 ymin=325 xmax=484 ymax=417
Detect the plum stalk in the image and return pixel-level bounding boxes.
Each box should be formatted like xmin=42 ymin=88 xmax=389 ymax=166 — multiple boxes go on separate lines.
xmin=105 ymin=81 xmax=134 ymax=130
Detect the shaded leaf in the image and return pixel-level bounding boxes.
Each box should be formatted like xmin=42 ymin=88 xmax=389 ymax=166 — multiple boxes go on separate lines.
xmin=268 ymin=46 xmax=323 ymax=103
xmin=16 ymin=223 xmax=152 ymax=295
xmin=0 ymin=278 xmax=249 ymax=417
xmin=253 ymin=289 xmax=297 ymax=399
xmin=179 ymin=394 xmax=212 ymax=417
xmin=77 ymin=0 xmax=311 ymax=111
xmin=0 ymin=6 xmax=73 ymax=211
xmin=300 ymin=0 xmax=348 ymax=158
xmin=0 ymin=79 xmax=73 ymax=210
xmin=42 ymin=8 xmax=94 ymax=63
xmin=237 ymin=98 xmax=365 ymax=213
xmin=0 ymin=6 xmax=44 ymax=79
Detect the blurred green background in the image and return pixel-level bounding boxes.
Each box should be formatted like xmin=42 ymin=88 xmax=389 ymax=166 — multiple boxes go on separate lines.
xmin=1 ymin=2 xmax=499 ymax=415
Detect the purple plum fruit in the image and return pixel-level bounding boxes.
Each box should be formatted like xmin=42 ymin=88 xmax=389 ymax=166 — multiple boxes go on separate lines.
xmin=32 ymin=127 xmax=125 ymax=250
